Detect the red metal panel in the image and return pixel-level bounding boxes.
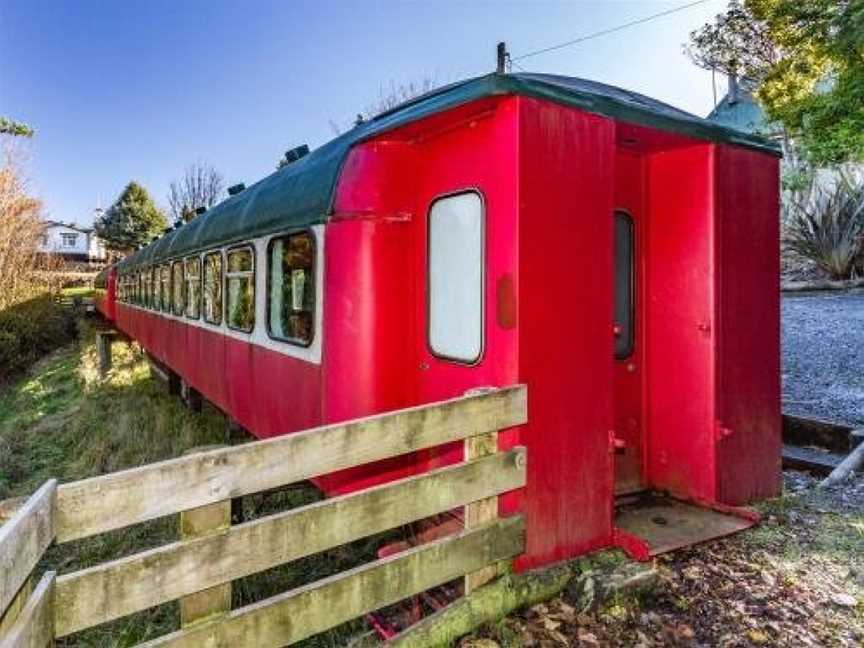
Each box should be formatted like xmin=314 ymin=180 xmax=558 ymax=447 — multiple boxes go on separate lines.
xmin=613 ymin=149 xmax=646 ymax=493
xmin=113 ymin=305 xmax=321 ymax=437
xmin=645 ymin=144 xmax=716 ymax=502
xmin=516 ymin=97 xmax=616 ymax=569
xmin=714 ymin=145 xmax=782 ymax=504
xmin=408 ymin=97 xmax=521 ymax=480
xmin=317 ymin=217 xmax=420 ymax=494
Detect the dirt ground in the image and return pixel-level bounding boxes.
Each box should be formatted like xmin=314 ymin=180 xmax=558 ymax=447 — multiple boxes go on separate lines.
xmin=462 ymin=471 xmax=864 ymax=647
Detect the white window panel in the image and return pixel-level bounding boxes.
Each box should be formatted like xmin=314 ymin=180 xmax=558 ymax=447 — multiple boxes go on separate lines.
xmin=428 ymin=192 xmax=484 ymax=363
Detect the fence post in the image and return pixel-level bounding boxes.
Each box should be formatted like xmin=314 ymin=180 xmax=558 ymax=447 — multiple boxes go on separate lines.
xmin=463 ymin=389 xmax=501 ymax=594
xmin=178 ymin=446 xmax=232 ymax=627
xmin=95 ymin=331 xmax=115 ymax=377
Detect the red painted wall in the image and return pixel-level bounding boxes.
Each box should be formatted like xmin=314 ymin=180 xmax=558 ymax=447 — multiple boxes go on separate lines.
xmin=645 ymin=144 xmax=717 ymax=502
xmin=613 ymin=149 xmax=647 ymax=494
xmin=714 ymin=145 xmax=782 ymax=504
xmin=114 ymin=307 xmax=322 ymax=436
xmin=516 ymin=97 xmax=616 ymax=568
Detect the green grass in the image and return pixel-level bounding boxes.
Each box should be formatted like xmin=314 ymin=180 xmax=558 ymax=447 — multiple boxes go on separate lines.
xmin=1 ymin=321 xmax=389 ymax=647
xmin=61 ymin=286 xmax=97 ymax=300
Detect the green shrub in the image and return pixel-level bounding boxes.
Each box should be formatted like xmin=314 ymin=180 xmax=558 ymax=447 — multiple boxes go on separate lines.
xmin=783 ymin=172 xmax=864 ymax=280
xmin=0 ymin=294 xmax=77 ymax=380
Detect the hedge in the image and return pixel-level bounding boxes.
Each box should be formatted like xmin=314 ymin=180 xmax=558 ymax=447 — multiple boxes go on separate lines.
xmin=0 ymin=294 xmax=77 ymax=381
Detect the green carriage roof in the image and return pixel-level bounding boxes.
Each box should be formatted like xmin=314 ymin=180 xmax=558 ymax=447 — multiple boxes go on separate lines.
xmin=116 ymin=72 xmax=781 ymax=272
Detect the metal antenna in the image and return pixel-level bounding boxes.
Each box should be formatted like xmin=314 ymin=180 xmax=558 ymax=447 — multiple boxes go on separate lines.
xmin=496 ymin=42 xmax=507 ymax=74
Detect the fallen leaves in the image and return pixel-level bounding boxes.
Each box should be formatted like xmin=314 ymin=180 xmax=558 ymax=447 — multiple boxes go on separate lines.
xmin=459 ymin=470 xmax=863 ymax=647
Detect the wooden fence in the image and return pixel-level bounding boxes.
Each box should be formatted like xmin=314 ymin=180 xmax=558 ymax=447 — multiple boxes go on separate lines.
xmin=0 ymin=385 xmax=527 ymax=647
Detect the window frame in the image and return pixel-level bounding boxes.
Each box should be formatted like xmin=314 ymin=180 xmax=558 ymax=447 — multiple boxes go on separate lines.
xmin=425 ymin=189 xmax=486 ymax=366
xmin=265 ymin=230 xmax=316 ymax=348
xmin=160 ymin=264 xmax=171 ymax=313
xmin=184 ymin=256 xmax=202 ymax=320
xmin=151 ymin=266 xmax=160 ymax=310
xmin=613 ymin=209 xmax=636 ymax=360
xmin=224 ymin=244 xmax=256 ymax=333
xmin=171 ymin=260 xmax=185 ymax=316
xmin=202 ymin=250 xmax=224 ymax=326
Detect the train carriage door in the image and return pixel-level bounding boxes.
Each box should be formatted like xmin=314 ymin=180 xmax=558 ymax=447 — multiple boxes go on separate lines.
xmin=414 ymin=189 xmax=488 ymax=474
xmin=614 ymin=150 xmax=645 ymax=494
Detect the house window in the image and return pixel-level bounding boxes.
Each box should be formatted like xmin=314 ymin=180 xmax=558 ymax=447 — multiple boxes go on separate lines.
xmin=203 ymin=251 xmax=223 ymax=325
xmin=614 ymin=210 xmax=635 ymax=359
xmin=172 ymin=261 xmax=185 ymax=316
xmin=160 ymin=265 xmax=171 ymax=312
xmin=61 ymin=233 xmax=78 ymax=248
xmin=267 ymin=232 xmax=315 ymax=345
xmin=185 ymin=257 xmax=201 ymax=319
xmin=226 ymin=247 xmax=255 ymax=332
xmin=428 ymin=191 xmax=484 ymax=363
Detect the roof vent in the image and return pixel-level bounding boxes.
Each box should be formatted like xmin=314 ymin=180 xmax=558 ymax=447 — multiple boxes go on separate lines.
xmin=195 ymin=206 xmax=207 ymax=215
xmin=284 ymin=144 xmax=310 ymax=165
xmin=227 ymin=183 xmax=246 ymax=196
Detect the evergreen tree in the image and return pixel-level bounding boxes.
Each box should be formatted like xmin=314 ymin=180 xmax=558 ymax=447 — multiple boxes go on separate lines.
xmin=96 ymin=182 xmax=167 ymax=251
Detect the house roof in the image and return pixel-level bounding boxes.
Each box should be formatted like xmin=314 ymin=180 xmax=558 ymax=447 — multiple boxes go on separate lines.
xmin=117 ymin=72 xmax=782 ymax=273
xmin=707 ymin=86 xmax=776 ymax=137
xmin=43 ymin=220 xmax=94 ymax=234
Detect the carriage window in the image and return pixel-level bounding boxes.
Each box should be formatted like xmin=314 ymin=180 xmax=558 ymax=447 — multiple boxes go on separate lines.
xmin=172 ymin=261 xmax=185 ymax=315
xmin=185 ymin=257 xmax=201 ymax=319
xmin=614 ymin=210 xmax=635 ymax=359
xmin=151 ymin=267 xmax=160 ymax=310
xmin=203 ymin=252 xmax=223 ymax=325
xmin=267 ymin=232 xmax=315 ymax=345
xmin=160 ymin=265 xmax=171 ymax=312
xmin=428 ymin=192 xmax=484 ymax=363
xmin=226 ymin=247 xmax=255 ymax=332
xmin=142 ymin=269 xmax=150 ymax=308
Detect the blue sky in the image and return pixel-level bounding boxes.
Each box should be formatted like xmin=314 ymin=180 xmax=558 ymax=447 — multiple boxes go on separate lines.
xmin=0 ymin=0 xmax=729 ymax=225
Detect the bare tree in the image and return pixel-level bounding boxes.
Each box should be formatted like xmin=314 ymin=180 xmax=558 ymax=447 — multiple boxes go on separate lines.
xmin=167 ymin=161 xmax=225 ymax=224
xmin=328 ymin=74 xmax=438 ymax=135
xmin=0 ymin=146 xmax=64 ymax=310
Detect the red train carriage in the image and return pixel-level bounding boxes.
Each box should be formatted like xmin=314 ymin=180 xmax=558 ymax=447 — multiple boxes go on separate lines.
xmin=96 ymin=73 xmax=782 ymax=570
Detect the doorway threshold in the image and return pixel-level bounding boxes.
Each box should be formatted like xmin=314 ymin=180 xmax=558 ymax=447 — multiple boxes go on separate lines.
xmin=615 ymin=493 xmax=755 ymax=558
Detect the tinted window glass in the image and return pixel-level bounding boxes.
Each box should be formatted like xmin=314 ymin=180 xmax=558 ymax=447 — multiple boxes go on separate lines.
xmin=203 ymin=252 xmax=223 ymax=325
xmin=160 ymin=265 xmax=171 ymax=312
xmin=172 ymin=261 xmax=184 ymax=315
xmin=226 ymin=247 xmax=255 ymax=332
xmin=267 ymin=233 xmax=315 ymax=345
xmin=185 ymin=257 xmax=201 ymax=319
xmin=614 ymin=210 xmax=635 ymax=359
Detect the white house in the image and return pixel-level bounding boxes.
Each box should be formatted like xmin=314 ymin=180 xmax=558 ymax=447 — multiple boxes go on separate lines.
xmin=38 ymin=221 xmax=107 ymax=265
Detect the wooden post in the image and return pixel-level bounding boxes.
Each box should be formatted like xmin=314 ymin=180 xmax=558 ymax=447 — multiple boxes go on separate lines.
xmin=95 ymin=331 xmax=115 ymax=377
xmin=178 ymin=446 xmax=231 ymax=627
xmin=181 ymin=382 xmax=202 ymax=413
xmin=463 ymin=431 xmax=499 ymax=593
xmin=462 ymin=387 xmax=503 ymax=594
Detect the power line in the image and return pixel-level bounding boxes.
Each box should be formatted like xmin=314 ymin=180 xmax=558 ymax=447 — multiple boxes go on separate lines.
xmin=512 ymin=0 xmax=715 ymax=62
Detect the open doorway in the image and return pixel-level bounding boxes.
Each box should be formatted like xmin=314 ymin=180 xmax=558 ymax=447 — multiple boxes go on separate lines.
xmin=613 ymin=148 xmax=645 ymax=495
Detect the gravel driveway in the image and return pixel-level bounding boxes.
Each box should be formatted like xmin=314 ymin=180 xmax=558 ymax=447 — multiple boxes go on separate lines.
xmin=782 ymin=290 xmax=864 ymax=426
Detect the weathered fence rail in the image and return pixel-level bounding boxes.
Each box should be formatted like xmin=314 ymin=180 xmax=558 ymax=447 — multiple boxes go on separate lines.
xmin=0 ymin=385 xmax=527 ymax=647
